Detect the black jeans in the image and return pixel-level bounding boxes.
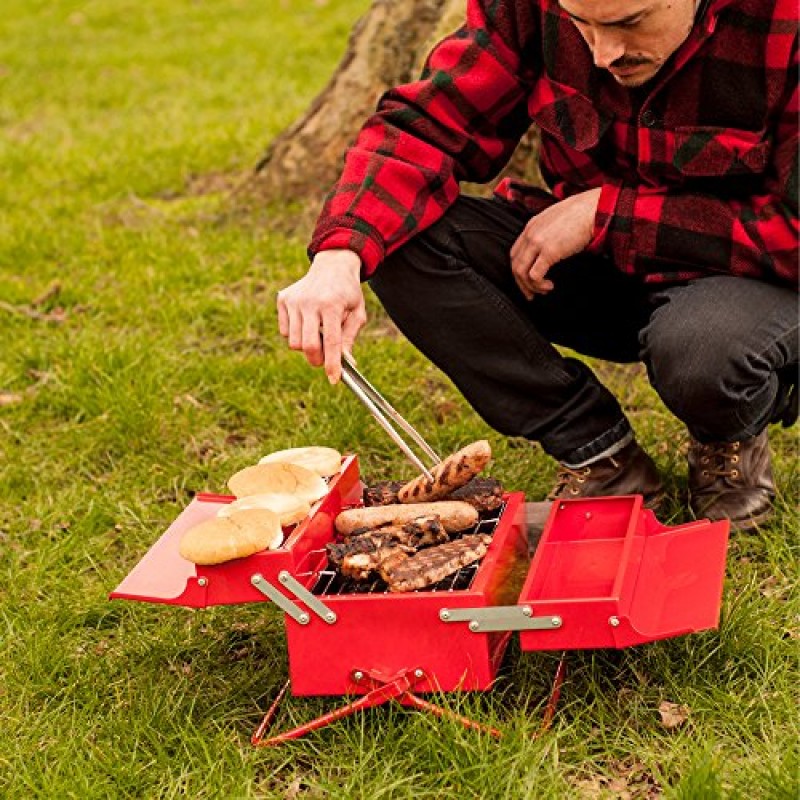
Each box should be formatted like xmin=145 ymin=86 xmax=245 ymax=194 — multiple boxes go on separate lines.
xmin=370 ymin=195 xmax=799 ymax=465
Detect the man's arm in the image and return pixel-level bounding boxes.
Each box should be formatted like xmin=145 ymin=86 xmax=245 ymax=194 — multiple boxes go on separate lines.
xmin=308 ymin=0 xmax=538 ymax=277
xmin=278 ymin=0 xmax=539 ymax=379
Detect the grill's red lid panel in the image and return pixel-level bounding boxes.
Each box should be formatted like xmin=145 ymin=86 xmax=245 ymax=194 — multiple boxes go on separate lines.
xmin=110 ymin=455 xmax=362 ymax=608
xmin=517 ymin=496 xmax=730 ymax=651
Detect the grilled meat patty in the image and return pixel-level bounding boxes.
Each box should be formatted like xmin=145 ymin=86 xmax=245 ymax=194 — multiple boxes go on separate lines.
xmin=379 ymin=533 xmax=493 ymax=592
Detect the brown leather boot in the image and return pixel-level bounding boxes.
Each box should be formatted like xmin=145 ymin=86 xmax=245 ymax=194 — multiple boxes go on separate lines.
xmin=548 ymin=440 xmax=665 ymax=510
xmin=688 ymin=430 xmax=776 ymax=531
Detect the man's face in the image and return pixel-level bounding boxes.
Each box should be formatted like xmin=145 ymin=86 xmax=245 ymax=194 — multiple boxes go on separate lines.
xmin=558 ymin=0 xmax=697 ymax=87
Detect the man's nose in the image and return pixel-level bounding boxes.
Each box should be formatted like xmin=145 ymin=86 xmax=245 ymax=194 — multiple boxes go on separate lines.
xmin=591 ymin=29 xmax=626 ymax=69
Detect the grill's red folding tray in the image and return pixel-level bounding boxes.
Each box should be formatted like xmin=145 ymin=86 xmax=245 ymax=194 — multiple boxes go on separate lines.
xmin=111 ymin=455 xmax=729 ymax=744
xmin=111 ymin=455 xmax=363 ymax=607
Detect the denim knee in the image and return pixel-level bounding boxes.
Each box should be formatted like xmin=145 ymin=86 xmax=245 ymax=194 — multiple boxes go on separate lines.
xmin=644 ymin=320 xmax=775 ymax=440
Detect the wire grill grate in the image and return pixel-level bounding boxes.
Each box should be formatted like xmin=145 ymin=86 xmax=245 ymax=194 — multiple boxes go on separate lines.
xmin=304 ymin=503 xmax=505 ymax=596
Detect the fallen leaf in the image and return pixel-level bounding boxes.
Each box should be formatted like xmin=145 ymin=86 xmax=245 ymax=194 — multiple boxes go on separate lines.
xmin=433 ymin=398 xmax=459 ymax=423
xmin=0 ymin=300 xmax=68 ymax=322
xmin=572 ymin=777 xmax=605 ymax=798
xmin=0 ymin=392 xmax=24 ymax=407
xmin=759 ymin=575 xmax=788 ymax=600
xmin=173 ymin=393 xmax=204 ymax=408
xmin=31 ymin=280 xmax=62 ymax=307
xmin=658 ymin=700 xmax=690 ymax=729
xmin=284 ymin=778 xmax=303 ymax=800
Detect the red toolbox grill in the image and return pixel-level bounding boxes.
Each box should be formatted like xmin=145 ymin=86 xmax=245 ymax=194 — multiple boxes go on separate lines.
xmin=111 ymin=455 xmax=730 ymax=744
xmin=283 ymin=494 xmax=528 ymax=697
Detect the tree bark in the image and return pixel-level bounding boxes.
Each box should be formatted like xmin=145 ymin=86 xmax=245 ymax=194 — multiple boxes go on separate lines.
xmin=252 ymin=0 xmax=542 ymax=221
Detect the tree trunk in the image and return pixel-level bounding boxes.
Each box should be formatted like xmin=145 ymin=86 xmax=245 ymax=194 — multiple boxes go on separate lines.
xmin=251 ymin=0 xmax=542 ymax=222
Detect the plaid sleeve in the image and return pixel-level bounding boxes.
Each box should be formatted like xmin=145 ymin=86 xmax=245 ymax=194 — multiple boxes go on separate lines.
xmin=589 ymin=42 xmax=799 ymax=288
xmin=308 ymin=1 xmax=535 ymax=276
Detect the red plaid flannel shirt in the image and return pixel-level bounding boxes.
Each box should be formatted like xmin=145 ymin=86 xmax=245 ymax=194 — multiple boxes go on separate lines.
xmin=309 ymin=0 xmax=798 ymax=287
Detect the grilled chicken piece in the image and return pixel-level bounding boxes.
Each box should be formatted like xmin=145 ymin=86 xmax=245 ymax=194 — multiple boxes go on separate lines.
xmin=363 ymin=481 xmax=403 ymax=507
xmin=449 ymin=478 xmax=504 ymax=512
xmin=394 ymin=515 xmax=449 ymax=547
xmin=340 ymin=545 xmax=408 ymax=581
xmin=379 ymin=533 xmax=492 ymax=592
xmin=329 ymin=516 xmax=448 ymax=579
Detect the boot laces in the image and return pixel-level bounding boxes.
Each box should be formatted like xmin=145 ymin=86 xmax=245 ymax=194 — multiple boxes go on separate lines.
xmin=548 ymin=457 xmax=620 ymax=499
xmin=696 ymin=441 xmax=741 ymax=480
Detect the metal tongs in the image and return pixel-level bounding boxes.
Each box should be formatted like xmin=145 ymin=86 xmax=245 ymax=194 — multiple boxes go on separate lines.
xmin=340 ymin=351 xmax=442 ymax=481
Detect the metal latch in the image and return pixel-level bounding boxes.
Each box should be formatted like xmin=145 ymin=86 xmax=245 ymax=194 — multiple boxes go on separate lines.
xmin=439 ymin=605 xmax=562 ymax=633
xmin=277 ymin=571 xmax=337 ymax=625
xmin=251 ymin=574 xmax=311 ymax=625
xmin=251 ymin=572 xmax=337 ymax=625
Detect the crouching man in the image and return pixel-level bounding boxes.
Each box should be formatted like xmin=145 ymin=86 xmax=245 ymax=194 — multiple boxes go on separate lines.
xmin=278 ymin=0 xmax=798 ymax=530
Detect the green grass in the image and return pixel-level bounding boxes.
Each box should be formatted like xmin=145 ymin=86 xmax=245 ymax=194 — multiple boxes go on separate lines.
xmin=0 ymin=1 xmax=797 ymax=797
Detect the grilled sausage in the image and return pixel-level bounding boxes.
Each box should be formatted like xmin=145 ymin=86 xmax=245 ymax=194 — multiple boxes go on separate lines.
xmin=397 ymin=440 xmax=492 ymax=503
xmin=334 ymin=501 xmax=479 ymax=536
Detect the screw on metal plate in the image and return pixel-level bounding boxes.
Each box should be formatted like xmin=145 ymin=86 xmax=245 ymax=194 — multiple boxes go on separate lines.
xmin=469 ymin=621 xmax=480 ymax=632
xmin=414 ymin=669 xmax=424 ymax=679
xmin=325 ymin=612 xmax=336 ymax=623
xmin=439 ymin=609 xmax=451 ymax=621
xmin=299 ymin=613 xmax=310 ymax=624
xmin=197 ymin=577 xmax=208 ymax=587
xmin=551 ymin=616 xmax=562 ymax=627
xmin=609 ymin=616 xmax=620 ymax=627
xmin=279 ymin=573 xmax=289 ymax=583
xmin=522 ymin=606 xmax=532 ymax=617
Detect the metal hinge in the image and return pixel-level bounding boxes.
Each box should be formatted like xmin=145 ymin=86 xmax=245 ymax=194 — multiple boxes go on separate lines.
xmin=277 ymin=571 xmax=337 ymax=625
xmin=250 ymin=572 xmax=337 ymax=625
xmin=439 ymin=605 xmax=562 ymax=633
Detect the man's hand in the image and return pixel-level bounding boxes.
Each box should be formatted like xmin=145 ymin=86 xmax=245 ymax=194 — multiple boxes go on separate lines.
xmin=510 ymin=187 xmax=602 ymax=299
xmin=277 ymin=249 xmax=367 ymax=384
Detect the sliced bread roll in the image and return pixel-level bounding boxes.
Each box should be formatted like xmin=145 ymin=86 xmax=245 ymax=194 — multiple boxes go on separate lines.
xmin=179 ymin=508 xmax=283 ymax=565
xmin=217 ymin=492 xmax=311 ymax=526
xmin=227 ymin=462 xmax=328 ymax=504
xmin=259 ymin=446 xmax=342 ymax=478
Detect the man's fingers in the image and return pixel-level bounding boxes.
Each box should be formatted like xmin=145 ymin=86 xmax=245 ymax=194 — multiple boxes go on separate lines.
xmin=511 ymin=250 xmax=537 ymax=299
xmin=300 ymin=310 xmax=325 ymax=367
xmin=341 ymin=306 xmax=366 ymax=358
xmin=276 ymin=292 xmax=289 ymax=338
xmin=528 ymin=254 xmax=554 ymax=294
xmin=286 ymin=304 xmax=304 ymax=351
xmin=320 ymin=309 xmax=345 ymax=384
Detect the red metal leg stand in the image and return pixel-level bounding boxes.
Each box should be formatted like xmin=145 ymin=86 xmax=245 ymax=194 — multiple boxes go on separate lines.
xmin=252 ymin=661 xmax=566 ymax=747
xmin=252 ymin=673 xmax=414 ymax=747
xmin=534 ymin=652 xmax=567 ymax=738
xmin=401 ymin=692 xmax=502 ymax=738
